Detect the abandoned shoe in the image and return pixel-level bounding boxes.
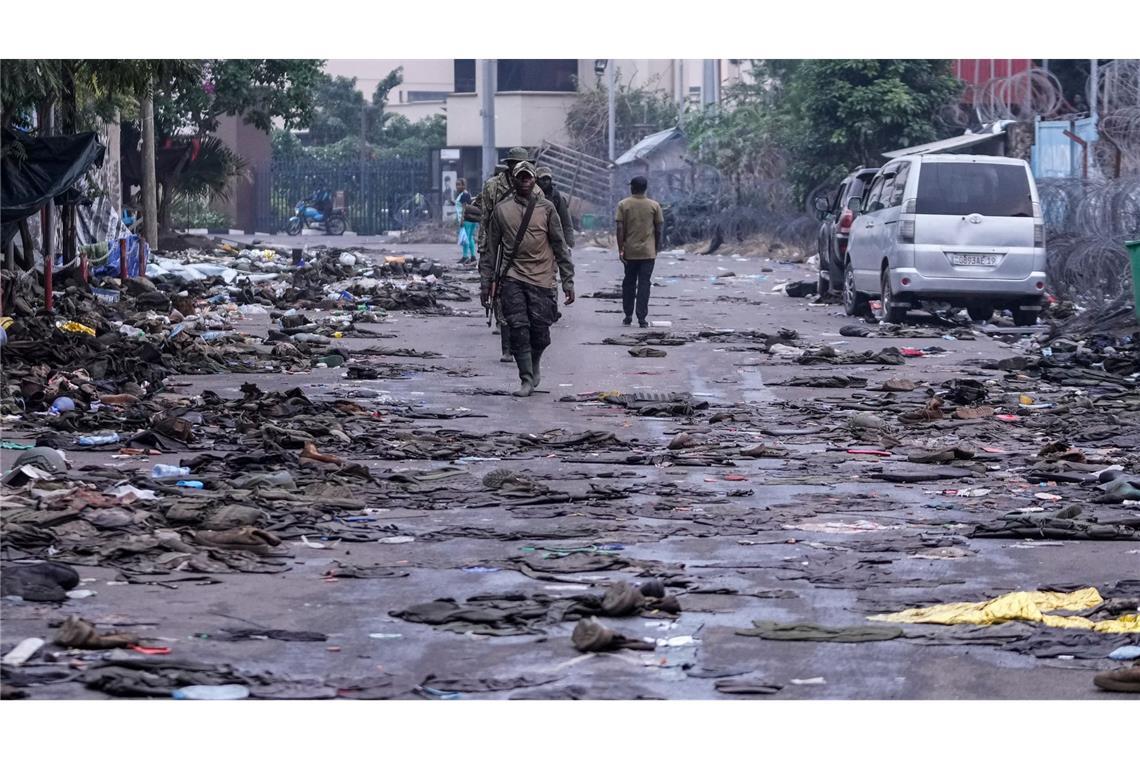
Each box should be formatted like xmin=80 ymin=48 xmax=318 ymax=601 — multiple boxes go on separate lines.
xmin=572 ymin=618 xmax=615 ymax=652
xmin=513 ymin=352 xmax=535 ymax=398
xmin=54 ymin=616 xmax=138 ymax=650
xmin=571 ymin=617 xmax=655 ymax=653
xmin=601 ymin=582 xmax=646 ymax=617
xmin=1093 ymin=665 xmax=1140 ymax=693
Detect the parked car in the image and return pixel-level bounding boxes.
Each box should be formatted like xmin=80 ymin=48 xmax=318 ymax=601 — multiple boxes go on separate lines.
xmin=813 ymin=167 xmax=879 ymax=295
xmin=842 ymin=154 xmax=1047 ymax=326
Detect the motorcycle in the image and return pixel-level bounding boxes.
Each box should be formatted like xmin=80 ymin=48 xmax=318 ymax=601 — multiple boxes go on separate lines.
xmin=286 ymin=197 xmax=346 ymax=236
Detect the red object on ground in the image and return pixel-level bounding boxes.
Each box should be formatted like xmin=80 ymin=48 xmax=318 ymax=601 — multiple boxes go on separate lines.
xmin=119 ymin=238 xmax=128 ymax=282
xmin=900 ymin=348 xmax=925 ymax=357
xmin=129 ymin=645 xmax=171 ymax=655
xmin=44 ymin=246 xmax=54 ymax=312
xmin=995 ymin=414 xmax=1020 ymax=422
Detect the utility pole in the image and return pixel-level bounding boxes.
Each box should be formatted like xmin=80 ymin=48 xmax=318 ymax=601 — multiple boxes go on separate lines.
xmin=481 ymin=59 xmax=496 ymax=184
xmin=607 ymin=62 xmax=616 ymax=161
xmin=1089 ymin=58 xmax=1099 ymax=122
xmin=702 ymin=59 xmax=717 ymax=109
xmin=141 ymin=80 xmax=159 ymax=253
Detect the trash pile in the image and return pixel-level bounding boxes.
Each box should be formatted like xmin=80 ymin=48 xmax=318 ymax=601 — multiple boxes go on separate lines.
xmin=1 ymin=242 xmax=466 ymax=415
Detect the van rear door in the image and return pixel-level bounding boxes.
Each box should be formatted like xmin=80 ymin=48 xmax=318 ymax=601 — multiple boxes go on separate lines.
xmin=911 ymin=161 xmax=1036 ymax=280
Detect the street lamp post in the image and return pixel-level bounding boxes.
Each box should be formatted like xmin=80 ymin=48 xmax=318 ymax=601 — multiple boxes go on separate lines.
xmin=596 ymin=59 xmax=615 ymax=162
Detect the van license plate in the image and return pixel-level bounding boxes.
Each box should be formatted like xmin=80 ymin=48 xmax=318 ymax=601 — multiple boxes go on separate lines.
xmin=951 ymin=254 xmax=999 ymax=266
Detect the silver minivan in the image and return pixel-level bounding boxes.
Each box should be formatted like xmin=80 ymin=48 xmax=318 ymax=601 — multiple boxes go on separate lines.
xmin=842 ymin=154 xmax=1047 ymax=325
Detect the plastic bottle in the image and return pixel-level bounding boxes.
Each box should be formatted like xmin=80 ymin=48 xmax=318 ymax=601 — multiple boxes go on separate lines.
xmin=151 ymin=464 xmax=191 ymax=478
xmin=77 ymin=433 xmax=120 ymax=446
xmin=200 ymin=331 xmax=227 ymax=342
xmin=175 ymin=480 xmax=205 ymax=489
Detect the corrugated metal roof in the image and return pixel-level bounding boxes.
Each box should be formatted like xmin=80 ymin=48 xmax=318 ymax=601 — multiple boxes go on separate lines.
xmin=614 ymin=127 xmax=684 ymax=165
xmin=882 ymin=131 xmax=1003 ymax=160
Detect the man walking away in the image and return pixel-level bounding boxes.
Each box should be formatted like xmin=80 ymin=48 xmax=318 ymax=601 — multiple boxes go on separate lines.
xmin=455 ymin=178 xmax=477 ymax=265
xmin=615 ymin=175 xmax=663 ymax=328
xmin=482 ymin=162 xmax=575 ymax=397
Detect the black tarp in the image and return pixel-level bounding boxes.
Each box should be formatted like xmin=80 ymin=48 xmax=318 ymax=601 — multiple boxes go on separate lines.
xmin=1 ymin=128 xmax=105 ymax=247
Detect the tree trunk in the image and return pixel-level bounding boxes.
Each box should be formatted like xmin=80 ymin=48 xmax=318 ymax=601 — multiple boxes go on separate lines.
xmin=141 ymin=82 xmax=159 ymax=246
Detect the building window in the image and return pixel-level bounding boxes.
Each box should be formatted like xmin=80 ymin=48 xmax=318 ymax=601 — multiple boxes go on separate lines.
xmin=454 ymin=60 xmax=476 ymax=93
xmin=497 ymin=60 xmax=577 ymax=93
xmin=406 ymin=91 xmax=447 ymax=103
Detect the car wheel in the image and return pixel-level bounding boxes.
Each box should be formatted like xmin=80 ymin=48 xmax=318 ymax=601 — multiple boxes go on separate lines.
xmin=1013 ymin=308 xmax=1038 ymax=327
xmin=878 ymin=269 xmax=908 ymax=323
xmin=843 ymin=258 xmax=870 ymax=317
xmin=966 ymin=303 xmax=994 ymax=322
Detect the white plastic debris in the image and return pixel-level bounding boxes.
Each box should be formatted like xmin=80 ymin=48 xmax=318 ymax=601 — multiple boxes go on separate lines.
xmin=2 ymin=638 xmax=45 ymax=666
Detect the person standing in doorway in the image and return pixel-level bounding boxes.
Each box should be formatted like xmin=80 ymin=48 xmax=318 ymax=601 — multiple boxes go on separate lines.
xmin=454 ymin=178 xmax=477 ymax=265
xmin=615 ymin=175 xmax=663 ymax=327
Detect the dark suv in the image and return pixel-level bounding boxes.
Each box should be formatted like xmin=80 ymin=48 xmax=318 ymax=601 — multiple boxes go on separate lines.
xmin=813 ymin=167 xmax=879 ymax=295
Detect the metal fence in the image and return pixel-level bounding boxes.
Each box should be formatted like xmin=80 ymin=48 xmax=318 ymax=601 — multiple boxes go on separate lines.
xmin=254 ymin=159 xmax=431 ymax=236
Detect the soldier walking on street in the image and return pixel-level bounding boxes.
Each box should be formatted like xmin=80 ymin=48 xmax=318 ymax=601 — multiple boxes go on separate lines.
xmin=481 ymin=162 xmax=574 ymax=397
xmin=536 ymin=166 xmax=574 ymax=322
xmin=477 ymin=147 xmax=544 ymax=361
xmin=615 ymin=175 xmax=664 ymax=328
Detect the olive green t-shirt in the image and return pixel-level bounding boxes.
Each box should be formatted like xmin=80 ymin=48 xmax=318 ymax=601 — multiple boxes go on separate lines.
xmin=616 ymin=194 xmax=663 ymax=260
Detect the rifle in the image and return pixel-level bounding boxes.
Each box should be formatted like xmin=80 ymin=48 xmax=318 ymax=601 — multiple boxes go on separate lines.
xmin=487 ymin=192 xmax=538 ymax=329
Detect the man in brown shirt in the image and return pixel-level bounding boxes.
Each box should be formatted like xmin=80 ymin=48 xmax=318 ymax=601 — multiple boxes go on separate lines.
xmin=615 ymin=175 xmax=664 ymax=327
xmin=482 ymin=162 xmax=575 ymax=397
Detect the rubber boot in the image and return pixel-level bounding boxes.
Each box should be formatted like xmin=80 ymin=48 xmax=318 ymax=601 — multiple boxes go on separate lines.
xmin=512 ymin=351 xmax=535 ymax=397
xmin=531 ymin=347 xmax=545 ymax=389
xmin=499 ymin=330 xmax=513 ymax=362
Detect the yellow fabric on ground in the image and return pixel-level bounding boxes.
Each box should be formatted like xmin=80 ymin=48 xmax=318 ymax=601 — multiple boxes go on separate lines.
xmin=869 ymin=588 xmax=1140 ymax=632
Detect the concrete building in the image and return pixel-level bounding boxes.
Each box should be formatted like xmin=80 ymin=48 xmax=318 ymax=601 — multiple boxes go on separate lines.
xmin=323 ymin=59 xmax=748 ymax=190
xmin=324 ymin=58 xmax=748 ymax=137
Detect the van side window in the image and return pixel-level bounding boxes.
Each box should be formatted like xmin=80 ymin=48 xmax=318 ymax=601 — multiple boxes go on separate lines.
xmin=889 ymin=162 xmax=911 ymax=207
xmin=864 ymin=175 xmax=886 ymax=211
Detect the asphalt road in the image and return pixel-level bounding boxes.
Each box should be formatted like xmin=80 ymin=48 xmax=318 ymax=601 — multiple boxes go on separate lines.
xmin=3 ymin=241 xmax=1135 ymax=700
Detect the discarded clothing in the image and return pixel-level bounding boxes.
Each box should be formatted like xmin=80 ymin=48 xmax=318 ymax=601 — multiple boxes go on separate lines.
xmin=869 ymin=588 xmax=1140 ymax=633
xmin=736 ymin=622 xmax=903 ymax=642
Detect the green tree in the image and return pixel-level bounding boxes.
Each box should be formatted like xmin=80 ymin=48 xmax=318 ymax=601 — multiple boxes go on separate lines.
xmin=565 ymin=71 xmax=681 ymax=157
xmin=304 ymin=68 xmax=403 ymax=146
xmin=776 ymin=59 xmax=963 ymax=198
xmin=377 ymin=114 xmax=445 ymax=160
xmin=153 ymin=59 xmax=325 ymax=137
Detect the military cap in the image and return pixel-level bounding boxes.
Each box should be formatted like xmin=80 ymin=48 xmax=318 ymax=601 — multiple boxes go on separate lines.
xmin=535 ymin=166 xmax=553 ymax=179
xmin=511 ymin=161 xmax=537 ymax=177
xmin=504 ymin=147 xmax=530 ymax=163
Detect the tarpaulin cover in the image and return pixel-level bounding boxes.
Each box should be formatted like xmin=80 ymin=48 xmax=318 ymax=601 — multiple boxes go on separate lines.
xmin=1 ymin=128 xmax=105 ymax=224
xmin=870 ymin=588 xmax=1140 ymax=633
xmin=93 ymin=235 xmax=148 ymax=278
xmin=1 ymin=128 xmax=105 ymax=247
